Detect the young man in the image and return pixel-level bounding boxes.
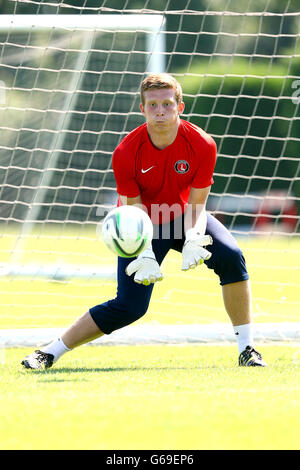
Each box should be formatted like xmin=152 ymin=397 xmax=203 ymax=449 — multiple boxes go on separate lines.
xmin=22 ymin=73 xmax=266 ymax=369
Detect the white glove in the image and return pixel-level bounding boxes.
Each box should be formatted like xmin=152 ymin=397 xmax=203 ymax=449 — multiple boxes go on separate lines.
xmin=182 ymin=228 xmax=213 ymax=271
xmin=125 ymin=246 xmax=163 ymax=286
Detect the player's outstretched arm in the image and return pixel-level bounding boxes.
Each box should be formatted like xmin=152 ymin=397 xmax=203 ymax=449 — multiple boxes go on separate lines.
xmin=182 ymin=229 xmax=212 ymax=270
xmin=119 ymin=195 xmax=163 ymax=286
xmin=126 ymin=245 xmax=163 ymax=286
xmin=182 ymin=186 xmax=213 ymax=271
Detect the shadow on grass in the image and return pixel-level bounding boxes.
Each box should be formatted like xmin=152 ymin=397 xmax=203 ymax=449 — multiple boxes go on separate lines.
xmin=21 ymin=364 xmax=225 ymax=377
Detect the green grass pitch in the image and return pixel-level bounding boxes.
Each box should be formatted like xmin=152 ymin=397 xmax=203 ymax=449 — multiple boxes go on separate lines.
xmin=0 ymin=229 xmax=299 ymax=449
xmin=1 ymin=344 xmax=300 ymax=450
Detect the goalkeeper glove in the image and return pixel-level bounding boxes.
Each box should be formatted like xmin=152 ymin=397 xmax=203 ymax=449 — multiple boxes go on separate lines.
xmin=182 ymin=228 xmax=213 ymax=271
xmin=125 ymin=246 xmax=163 ymax=286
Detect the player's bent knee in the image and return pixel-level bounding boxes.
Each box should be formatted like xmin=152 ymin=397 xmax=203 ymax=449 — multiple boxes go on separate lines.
xmin=212 ymin=245 xmax=249 ymax=285
xmin=124 ymin=306 xmax=148 ymax=324
xmin=89 ymin=298 xmax=150 ymax=335
xmin=225 ymin=245 xmax=244 ymax=264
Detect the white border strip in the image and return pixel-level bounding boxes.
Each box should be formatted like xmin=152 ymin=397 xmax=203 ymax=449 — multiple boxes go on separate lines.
xmin=0 ymin=263 xmax=116 ymax=280
xmin=0 ymin=323 xmax=299 ymax=347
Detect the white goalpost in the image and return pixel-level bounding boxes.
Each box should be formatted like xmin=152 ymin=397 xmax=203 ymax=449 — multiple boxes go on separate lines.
xmin=0 ymin=13 xmax=165 ymax=275
xmin=0 ymin=6 xmax=299 ymax=347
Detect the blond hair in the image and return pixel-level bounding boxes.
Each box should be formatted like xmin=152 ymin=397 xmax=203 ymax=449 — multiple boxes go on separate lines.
xmin=140 ymin=73 xmax=183 ymax=105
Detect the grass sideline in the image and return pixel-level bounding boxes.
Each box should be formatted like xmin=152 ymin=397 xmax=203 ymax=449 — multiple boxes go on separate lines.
xmin=1 ymin=344 xmax=300 ymax=450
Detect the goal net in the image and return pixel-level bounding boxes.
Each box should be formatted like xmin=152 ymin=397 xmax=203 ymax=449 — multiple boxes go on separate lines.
xmin=0 ymin=1 xmax=299 ymax=345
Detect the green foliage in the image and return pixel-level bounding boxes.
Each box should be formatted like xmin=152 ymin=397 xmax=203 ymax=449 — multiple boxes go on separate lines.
xmin=178 ymin=58 xmax=300 ymax=198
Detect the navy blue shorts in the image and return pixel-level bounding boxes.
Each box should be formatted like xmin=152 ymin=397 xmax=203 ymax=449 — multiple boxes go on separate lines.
xmin=90 ymin=213 xmax=249 ymax=334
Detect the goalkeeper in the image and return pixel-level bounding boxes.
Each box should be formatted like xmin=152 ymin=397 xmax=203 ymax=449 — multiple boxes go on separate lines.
xmin=22 ymin=73 xmax=266 ymax=369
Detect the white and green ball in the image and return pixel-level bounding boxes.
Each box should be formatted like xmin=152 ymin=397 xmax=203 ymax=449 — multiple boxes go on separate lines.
xmin=101 ymin=205 xmax=153 ymax=258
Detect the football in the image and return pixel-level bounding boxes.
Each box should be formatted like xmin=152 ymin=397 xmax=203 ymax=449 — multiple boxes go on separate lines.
xmin=101 ymin=205 xmax=153 ymax=258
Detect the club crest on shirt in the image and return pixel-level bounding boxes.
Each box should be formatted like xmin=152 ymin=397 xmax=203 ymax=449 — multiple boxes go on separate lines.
xmin=174 ymin=159 xmax=190 ymax=174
